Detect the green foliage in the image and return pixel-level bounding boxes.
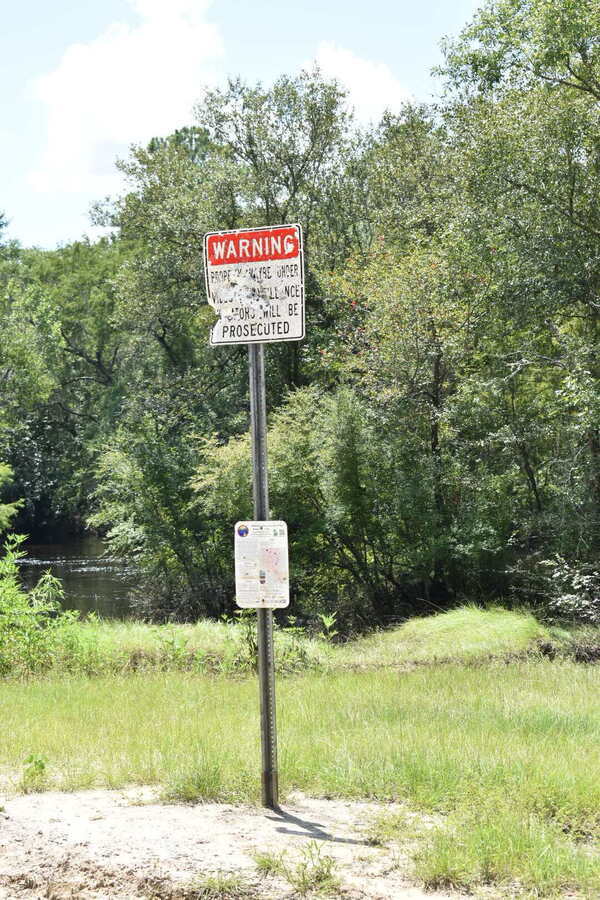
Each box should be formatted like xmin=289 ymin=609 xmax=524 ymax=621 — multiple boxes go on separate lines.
xmin=0 ymin=534 xmax=78 ymax=675
xmin=0 ymin=462 xmax=75 ymax=675
xmin=198 ymin=69 xmax=366 ymax=270
xmin=147 ymin=125 xmax=214 ymax=164
xmin=0 ymin=237 xmax=129 ymax=533
xmin=2 ymin=7 xmax=600 ymax=625
xmin=194 ymin=386 xmax=420 ymax=624
xmin=20 ymin=753 xmax=49 ymax=793
xmin=0 ymin=463 xmax=21 ymax=533
xmin=442 ymin=0 xmax=600 ymax=98
xmin=1 ymin=602 xmax=581 ymax=679
xmin=317 ymin=612 xmax=338 ymax=642
xmin=511 ymin=556 xmax=600 ymax=624
xmin=0 ymin=611 xmax=333 ymax=678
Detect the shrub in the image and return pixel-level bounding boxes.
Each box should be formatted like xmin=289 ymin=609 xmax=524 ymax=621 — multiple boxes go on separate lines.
xmin=0 ymin=534 xmax=76 ymax=675
xmin=511 ymin=555 xmax=600 ymax=625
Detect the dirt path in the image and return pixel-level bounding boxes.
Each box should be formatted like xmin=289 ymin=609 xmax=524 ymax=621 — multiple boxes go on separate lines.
xmin=0 ymin=788 xmax=457 ymax=899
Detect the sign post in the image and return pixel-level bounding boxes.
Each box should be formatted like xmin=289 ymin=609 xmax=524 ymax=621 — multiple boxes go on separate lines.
xmin=204 ymin=224 xmax=304 ymax=810
xmin=249 ymin=342 xmax=278 ymax=808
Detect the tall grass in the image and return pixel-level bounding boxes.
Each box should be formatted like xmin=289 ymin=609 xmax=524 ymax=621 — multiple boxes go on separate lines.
xmin=7 ymin=615 xmax=332 ymax=677
xmin=415 ymin=799 xmax=600 ymax=896
xmin=1 ymin=604 xmax=582 ymax=678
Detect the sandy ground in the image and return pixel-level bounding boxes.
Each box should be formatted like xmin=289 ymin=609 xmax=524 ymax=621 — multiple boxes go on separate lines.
xmin=0 ymin=787 xmax=459 ymax=899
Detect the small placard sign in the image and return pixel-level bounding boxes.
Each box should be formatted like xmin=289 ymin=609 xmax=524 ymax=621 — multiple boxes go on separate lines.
xmin=234 ymin=521 xmax=289 ymax=608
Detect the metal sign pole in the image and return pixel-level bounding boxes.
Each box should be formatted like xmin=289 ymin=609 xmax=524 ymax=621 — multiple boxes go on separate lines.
xmin=248 ymin=342 xmax=279 ymax=809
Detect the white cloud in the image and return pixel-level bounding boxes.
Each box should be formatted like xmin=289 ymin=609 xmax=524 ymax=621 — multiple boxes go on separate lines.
xmin=315 ymin=42 xmax=411 ymax=124
xmin=29 ymin=0 xmax=223 ymax=197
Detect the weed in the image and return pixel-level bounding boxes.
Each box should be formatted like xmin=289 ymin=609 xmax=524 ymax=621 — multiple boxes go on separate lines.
xmin=276 ymin=629 xmax=314 ymax=673
xmin=190 ymin=871 xmax=254 ymax=898
xmin=234 ymin=610 xmax=259 ymax=672
xmin=19 ymin=753 xmax=48 ymax=792
xmin=317 ymin=613 xmax=338 ymax=643
xmin=366 ymin=810 xmax=413 ymax=846
xmin=255 ymin=841 xmax=339 ymax=896
xmin=158 ymin=628 xmax=191 ymax=670
xmin=0 ymin=535 xmax=74 ymax=676
xmin=217 ymin=611 xmax=258 ymax=675
xmin=252 ymin=850 xmax=284 ymax=877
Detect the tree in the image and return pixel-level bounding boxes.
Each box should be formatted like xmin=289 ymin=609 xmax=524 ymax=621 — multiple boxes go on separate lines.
xmin=442 ymin=0 xmax=600 ymax=99
xmin=441 ymin=0 xmax=600 ymax=564
xmin=147 ymin=126 xmax=214 ymax=165
xmin=0 ymin=238 xmax=133 ymax=534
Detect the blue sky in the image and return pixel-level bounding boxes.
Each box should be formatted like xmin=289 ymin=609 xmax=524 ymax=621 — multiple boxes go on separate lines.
xmin=1 ymin=0 xmax=480 ymax=249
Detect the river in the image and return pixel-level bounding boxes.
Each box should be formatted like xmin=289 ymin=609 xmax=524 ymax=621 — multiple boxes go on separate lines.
xmin=18 ymin=536 xmax=135 ymax=619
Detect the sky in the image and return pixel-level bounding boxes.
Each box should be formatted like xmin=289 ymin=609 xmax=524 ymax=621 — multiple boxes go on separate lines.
xmin=1 ymin=0 xmax=481 ymax=249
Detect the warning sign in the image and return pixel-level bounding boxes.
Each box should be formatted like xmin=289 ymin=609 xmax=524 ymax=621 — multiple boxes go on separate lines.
xmin=234 ymin=521 xmax=289 ymax=608
xmin=204 ymin=224 xmax=304 ymax=346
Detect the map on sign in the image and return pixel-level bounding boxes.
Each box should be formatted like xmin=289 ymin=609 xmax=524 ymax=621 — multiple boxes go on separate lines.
xmin=234 ymin=521 xmax=289 ymax=608
xmin=204 ymin=224 xmax=304 ymax=346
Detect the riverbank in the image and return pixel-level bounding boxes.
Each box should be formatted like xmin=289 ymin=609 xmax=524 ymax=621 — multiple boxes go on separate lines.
xmin=3 ymin=605 xmax=599 ymax=678
xmin=1 ymin=608 xmax=599 ymax=896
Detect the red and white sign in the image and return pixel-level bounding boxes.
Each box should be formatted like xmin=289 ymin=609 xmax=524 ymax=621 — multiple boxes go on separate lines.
xmin=204 ymin=223 xmax=304 ymax=346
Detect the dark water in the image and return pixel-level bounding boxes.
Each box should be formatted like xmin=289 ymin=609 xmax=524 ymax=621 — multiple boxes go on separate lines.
xmin=18 ymin=536 xmax=136 ymax=619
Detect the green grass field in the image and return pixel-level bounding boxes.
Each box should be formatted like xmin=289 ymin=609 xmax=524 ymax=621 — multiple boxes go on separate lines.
xmin=2 ymin=607 xmax=599 ymax=896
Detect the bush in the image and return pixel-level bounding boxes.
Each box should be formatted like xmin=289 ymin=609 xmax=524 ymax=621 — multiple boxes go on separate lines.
xmin=511 ymin=555 xmax=600 ymax=625
xmin=545 ymin=559 xmax=600 ymax=625
xmin=193 ymin=387 xmax=444 ymax=629
xmin=0 ymin=534 xmax=77 ymax=675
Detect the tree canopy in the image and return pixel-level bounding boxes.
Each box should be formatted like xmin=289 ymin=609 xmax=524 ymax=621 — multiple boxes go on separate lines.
xmin=2 ymin=1 xmax=599 ymax=626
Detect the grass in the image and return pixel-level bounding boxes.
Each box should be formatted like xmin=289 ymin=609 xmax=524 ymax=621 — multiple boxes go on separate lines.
xmin=254 ymin=842 xmax=340 ymax=896
xmin=414 ymin=800 xmax=600 ymax=897
xmin=37 ymin=614 xmax=332 ymax=677
xmin=1 ymin=605 xmax=599 ymax=896
xmin=334 ymin=605 xmax=552 ymax=668
xmin=366 ymin=809 xmax=420 ymax=846
xmin=1 ymin=660 xmax=599 ymax=894
xmin=6 ymin=603 xmax=594 ymax=679
xmin=189 ymin=872 xmax=256 ymax=898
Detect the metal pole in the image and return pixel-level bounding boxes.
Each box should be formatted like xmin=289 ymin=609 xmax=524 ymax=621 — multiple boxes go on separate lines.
xmin=248 ymin=342 xmax=279 ymax=809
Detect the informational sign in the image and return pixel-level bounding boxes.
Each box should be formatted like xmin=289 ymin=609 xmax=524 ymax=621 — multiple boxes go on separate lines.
xmin=204 ymin=224 xmax=304 ymax=346
xmin=234 ymin=521 xmax=289 ymax=608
